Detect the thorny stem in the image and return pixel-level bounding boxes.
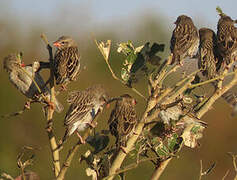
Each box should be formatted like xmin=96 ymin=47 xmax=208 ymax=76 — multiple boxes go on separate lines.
xmin=41 ymin=34 xmax=60 ymax=177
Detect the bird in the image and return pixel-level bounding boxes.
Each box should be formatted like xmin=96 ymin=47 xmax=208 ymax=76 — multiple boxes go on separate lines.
xmin=3 ymin=53 xmax=63 ymax=112
xmin=108 ymin=94 xmax=138 ymax=151
xmin=61 ymin=85 xmax=108 ymax=144
xmin=197 ymin=28 xmax=222 ymax=80
xmin=53 ymin=36 xmax=80 ymax=89
xmin=170 ymin=15 xmax=199 ymax=65
xmin=217 ymin=13 xmax=237 ymax=67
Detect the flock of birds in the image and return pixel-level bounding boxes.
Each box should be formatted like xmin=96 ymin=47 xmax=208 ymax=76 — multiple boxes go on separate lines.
xmin=2 ymin=11 xmax=237 ymax=150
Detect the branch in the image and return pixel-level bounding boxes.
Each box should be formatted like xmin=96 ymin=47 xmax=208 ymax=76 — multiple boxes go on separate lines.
xmin=40 ymin=34 xmax=60 ymax=177
xmin=94 ymin=39 xmax=146 ymax=100
xmin=149 ymin=69 xmax=237 ymax=180
xmin=196 ymin=70 xmax=237 ymax=119
xmin=56 ymin=113 xmax=102 ymax=180
xmin=150 ymin=158 xmax=172 ymax=180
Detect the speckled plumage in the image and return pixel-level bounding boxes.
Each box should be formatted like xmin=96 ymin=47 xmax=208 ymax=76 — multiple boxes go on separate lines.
xmin=62 ymin=85 xmax=108 ymax=142
xmin=170 ymin=15 xmax=199 ymax=65
xmin=198 ymin=28 xmax=222 ymax=79
xmin=217 ymin=15 xmax=237 ymax=66
xmin=53 ymin=36 xmax=80 ymax=86
xmin=108 ymin=94 xmax=137 ymax=148
xmin=3 ymin=53 xmax=63 ymax=112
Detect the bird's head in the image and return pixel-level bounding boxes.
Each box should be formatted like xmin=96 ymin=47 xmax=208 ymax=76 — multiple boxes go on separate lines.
xmin=199 ymin=28 xmax=215 ymax=42
xmin=120 ymin=94 xmax=137 ymax=107
xmin=53 ymin=36 xmax=77 ymax=49
xmin=174 ymin=15 xmax=193 ymax=25
xmin=3 ymin=53 xmax=25 ymax=72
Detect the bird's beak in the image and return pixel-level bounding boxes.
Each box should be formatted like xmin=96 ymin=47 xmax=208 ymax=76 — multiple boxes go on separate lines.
xmin=133 ymin=99 xmax=137 ymax=105
xmin=53 ymin=41 xmax=61 ymax=47
xmin=106 ymin=103 xmax=110 ymax=109
xmin=21 ymin=63 xmax=25 ymax=67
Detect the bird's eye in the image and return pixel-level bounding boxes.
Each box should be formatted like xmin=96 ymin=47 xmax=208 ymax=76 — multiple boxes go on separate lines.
xmin=61 ymin=41 xmax=65 ymax=44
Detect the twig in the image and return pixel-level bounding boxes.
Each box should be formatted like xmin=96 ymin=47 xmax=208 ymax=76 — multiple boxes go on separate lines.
xmin=188 ymin=71 xmax=236 ymax=89
xmin=150 ymin=158 xmax=172 ymax=180
xmin=41 ymin=33 xmax=60 ymax=177
xmin=228 ymin=152 xmax=237 ymax=180
xmin=0 ymin=173 xmax=14 ymax=180
xmin=94 ymin=38 xmax=146 ymax=100
xmin=56 ymin=112 xmax=102 ymax=180
xmin=104 ymin=157 xmax=160 ymax=180
xmin=196 ymin=70 xmax=237 ymax=119
xmin=222 ymin=170 xmax=230 ymax=180
xmin=1 ymin=106 xmax=28 ymax=119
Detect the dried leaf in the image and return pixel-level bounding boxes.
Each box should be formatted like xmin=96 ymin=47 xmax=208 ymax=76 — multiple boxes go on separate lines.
xmin=95 ymin=39 xmax=111 ymax=61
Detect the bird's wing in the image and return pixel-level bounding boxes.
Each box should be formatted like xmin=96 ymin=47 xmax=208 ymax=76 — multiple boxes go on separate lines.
xmin=64 ymin=95 xmax=94 ymax=126
xmin=67 ymin=47 xmax=80 ymax=81
xmin=54 ymin=47 xmax=80 ymax=84
xmin=171 ymin=24 xmax=197 ymax=55
xmin=118 ymin=106 xmax=137 ymax=136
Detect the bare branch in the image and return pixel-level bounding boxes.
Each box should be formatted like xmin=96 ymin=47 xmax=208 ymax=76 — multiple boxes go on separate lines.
xmin=41 ymin=33 xmax=60 ymax=177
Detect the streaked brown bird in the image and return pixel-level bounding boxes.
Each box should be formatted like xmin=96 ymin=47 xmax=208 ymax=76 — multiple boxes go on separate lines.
xmin=170 ymin=15 xmax=199 ymax=65
xmin=61 ymin=85 xmax=108 ymax=144
xmin=53 ymin=36 xmax=80 ymax=89
xmin=198 ymin=28 xmax=222 ymax=79
xmin=3 ymin=53 xmax=63 ymax=112
xmin=217 ymin=14 xmax=237 ymax=67
xmin=108 ymin=94 xmax=137 ymax=150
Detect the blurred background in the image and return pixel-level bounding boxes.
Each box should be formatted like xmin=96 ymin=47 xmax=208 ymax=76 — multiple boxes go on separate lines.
xmin=0 ymin=0 xmax=237 ymax=179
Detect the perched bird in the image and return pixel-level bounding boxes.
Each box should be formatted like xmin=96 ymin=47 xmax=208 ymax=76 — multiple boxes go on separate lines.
xmin=108 ymin=94 xmax=137 ymax=150
xmin=222 ymin=90 xmax=237 ymax=116
xmin=62 ymin=85 xmax=108 ymax=144
xmin=53 ymin=36 xmax=80 ymax=89
xmin=217 ymin=14 xmax=237 ymax=66
xmin=198 ymin=28 xmax=222 ymax=79
xmin=170 ymin=15 xmax=199 ymax=65
xmin=3 ymin=53 xmax=63 ymax=112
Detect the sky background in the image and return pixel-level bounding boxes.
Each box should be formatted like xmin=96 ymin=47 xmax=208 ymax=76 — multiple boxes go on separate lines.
xmin=2 ymin=0 xmax=237 ymax=31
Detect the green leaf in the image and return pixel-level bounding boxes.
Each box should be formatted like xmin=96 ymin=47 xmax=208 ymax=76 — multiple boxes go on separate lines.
xmin=121 ymin=68 xmax=130 ymax=82
xmin=167 ymin=133 xmax=178 ymax=152
xmin=156 ymin=144 xmax=169 ymax=157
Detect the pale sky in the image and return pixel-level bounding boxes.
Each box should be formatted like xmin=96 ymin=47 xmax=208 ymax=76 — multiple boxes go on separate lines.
xmin=1 ymin=0 xmax=237 ymax=35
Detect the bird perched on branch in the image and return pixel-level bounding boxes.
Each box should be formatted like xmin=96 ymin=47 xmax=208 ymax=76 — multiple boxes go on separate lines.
xmin=197 ymin=28 xmax=222 ymax=80
xmin=108 ymin=94 xmax=137 ymax=151
xmin=61 ymin=85 xmax=108 ymax=144
xmin=170 ymin=15 xmax=199 ymax=65
xmin=3 ymin=53 xmax=63 ymax=112
xmin=216 ymin=10 xmax=237 ymax=67
xmin=53 ymin=36 xmax=80 ymax=90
